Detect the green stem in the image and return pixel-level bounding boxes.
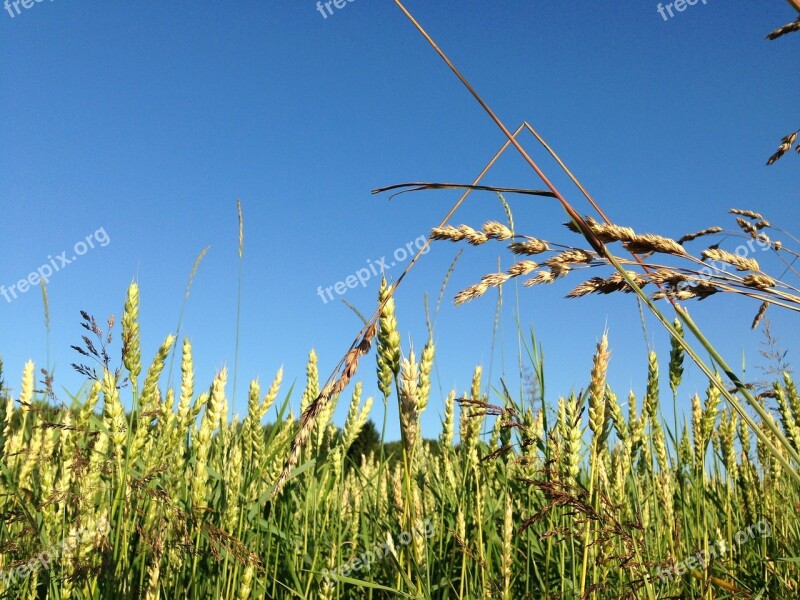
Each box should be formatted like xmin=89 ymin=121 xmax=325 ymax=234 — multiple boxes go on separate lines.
xmin=233 ymin=233 xmax=244 ymax=417
xmin=579 ymin=442 xmax=596 ymax=597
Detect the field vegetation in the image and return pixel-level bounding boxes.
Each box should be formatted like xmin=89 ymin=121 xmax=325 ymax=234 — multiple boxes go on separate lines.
xmin=2 ymin=3 xmax=800 ymax=599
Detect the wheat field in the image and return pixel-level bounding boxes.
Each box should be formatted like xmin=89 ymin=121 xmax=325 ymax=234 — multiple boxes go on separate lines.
xmin=0 ymin=272 xmax=798 ymax=598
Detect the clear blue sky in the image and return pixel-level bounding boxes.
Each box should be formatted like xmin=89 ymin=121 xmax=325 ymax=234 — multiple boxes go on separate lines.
xmin=2 ymin=1 xmax=798 ymax=442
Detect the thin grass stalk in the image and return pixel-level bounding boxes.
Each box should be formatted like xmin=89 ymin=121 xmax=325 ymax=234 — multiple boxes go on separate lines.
xmin=166 ymin=245 xmax=210 ymax=388
xmin=40 ymin=280 xmax=50 ymax=372
xmin=233 ymin=198 xmax=244 ymax=412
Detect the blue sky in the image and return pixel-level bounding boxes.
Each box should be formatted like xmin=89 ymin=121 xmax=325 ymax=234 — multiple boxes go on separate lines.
xmin=2 ymin=1 xmax=798 ymax=442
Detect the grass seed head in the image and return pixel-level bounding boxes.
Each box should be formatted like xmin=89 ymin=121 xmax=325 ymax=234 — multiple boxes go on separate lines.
xmin=122 ymin=282 xmax=142 ymax=383
xmin=507 ymin=260 xmax=539 ymax=277
xmin=482 ymin=220 xmax=513 ymax=240
xmin=677 ymin=226 xmax=723 ymax=244
xmin=377 ymin=278 xmax=401 ymax=397
xmin=508 ymin=239 xmax=549 ymax=255
xmin=701 ymin=248 xmax=760 ymax=272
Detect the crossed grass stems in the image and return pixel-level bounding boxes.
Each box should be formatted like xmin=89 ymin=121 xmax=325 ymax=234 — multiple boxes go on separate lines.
xmin=272 ymin=1 xmax=800 ymax=596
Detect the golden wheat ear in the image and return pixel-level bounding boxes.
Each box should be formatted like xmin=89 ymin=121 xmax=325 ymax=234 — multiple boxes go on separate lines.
xmin=766 ymin=130 xmax=799 ymax=165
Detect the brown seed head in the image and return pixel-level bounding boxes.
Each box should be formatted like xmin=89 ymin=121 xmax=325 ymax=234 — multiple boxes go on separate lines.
xmin=729 ymin=208 xmax=764 ymax=220
xmin=482 ymin=221 xmax=513 ymax=240
xmin=430 ymin=225 xmax=464 ymax=242
xmin=742 ymin=274 xmax=776 ymax=289
xmin=648 ymin=269 xmax=690 ymax=286
xmin=766 ymin=18 xmax=800 ymax=40
xmin=735 ymin=218 xmax=758 ymax=238
xmin=677 ymin=227 xmax=723 ymax=244
xmin=507 ymin=260 xmax=539 ymax=277
xmin=454 ymin=282 xmax=489 ymax=305
xmin=480 ymin=272 xmax=510 ymax=288
xmin=751 ymin=302 xmax=768 ymax=330
xmin=509 ymin=239 xmax=549 ymax=255
xmin=625 ymin=234 xmax=686 ymax=256
xmin=523 ymin=271 xmax=555 ymax=287
xmin=459 ymin=225 xmax=489 ymax=246
xmin=545 ymin=249 xmax=595 ymax=266
xmin=701 ymin=248 xmax=759 ymax=272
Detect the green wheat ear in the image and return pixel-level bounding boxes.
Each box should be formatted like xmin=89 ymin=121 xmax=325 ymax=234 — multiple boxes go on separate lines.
xmin=377 ymin=277 xmax=400 ymax=399
xmin=121 ymin=281 xmax=142 ymax=392
xmin=668 ymin=318 xmax=684 ymax=396
xmin=588 ymin=334 xmax=610 ymax=448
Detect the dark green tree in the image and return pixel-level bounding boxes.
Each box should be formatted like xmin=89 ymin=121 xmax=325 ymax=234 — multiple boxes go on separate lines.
xmin=346 ymin=419 xmax=380 ymax=466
